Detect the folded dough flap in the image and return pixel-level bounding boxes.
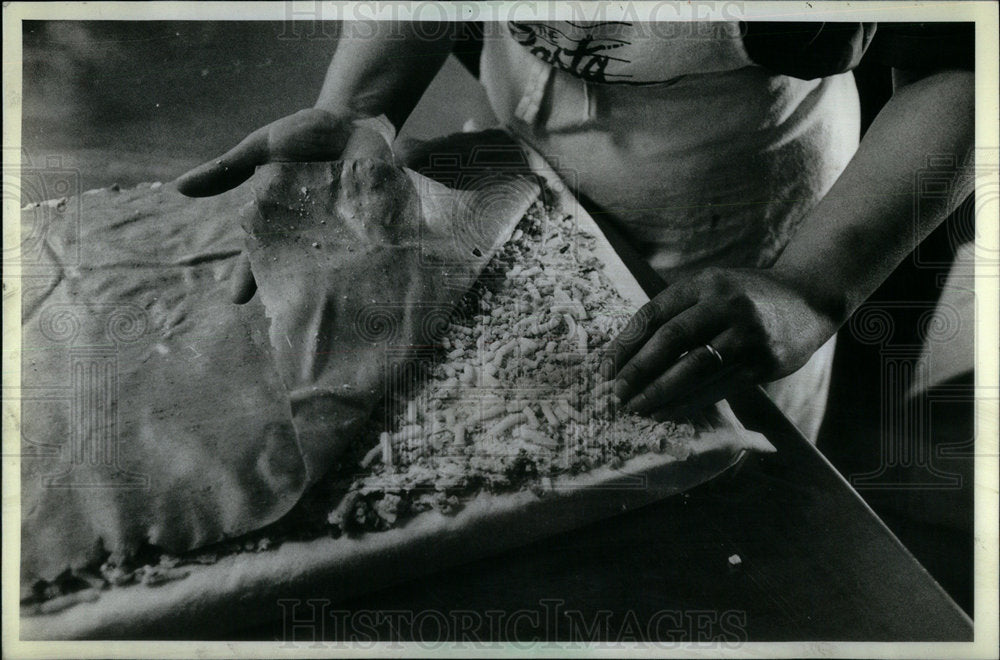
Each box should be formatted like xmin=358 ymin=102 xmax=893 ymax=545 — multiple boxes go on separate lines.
xmin=245 ymin=154 xmax=540 ymax=483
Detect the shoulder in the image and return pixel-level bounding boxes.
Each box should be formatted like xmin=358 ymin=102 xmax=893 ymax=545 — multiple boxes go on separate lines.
xmin=741 ymin=22 xmax=974 ymax=80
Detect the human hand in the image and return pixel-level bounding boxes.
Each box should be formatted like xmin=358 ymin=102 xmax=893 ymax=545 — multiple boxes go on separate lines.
xmin=175 ymin=108 xmax=395 ymax=303
xmin=600 ymin=267 xmax=841 ymax=420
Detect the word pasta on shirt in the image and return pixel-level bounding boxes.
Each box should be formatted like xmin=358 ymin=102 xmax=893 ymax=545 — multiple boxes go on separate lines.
xmin=507 ymin=21 xmax=751 ymax=85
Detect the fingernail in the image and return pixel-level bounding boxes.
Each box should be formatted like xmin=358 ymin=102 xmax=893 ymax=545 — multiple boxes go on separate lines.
xmin=626 ymin=392 xmax=648 ymax=414
xmin=599 ymin=359 xmax=614 ymax=381
xmin=613 ymin=379 xmax=629 ymax=402
xmin=651 ymin=409 xmax=672 ymax=423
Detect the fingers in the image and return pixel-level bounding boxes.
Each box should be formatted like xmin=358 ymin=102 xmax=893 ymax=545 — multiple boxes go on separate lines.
xmin=175 ymin=127 xmax=269 ymax=197
xmin=649 ymin=363 xmax=753 ymax=422
xmin=176 ymin=110 xmax=393 ymax=198
xmin=611 ymin=303 xmax=725 ymax=403
xmin=268 ymin=110 xmax=393 ymax=166
xmin=391 ymin=137 xmax=424 ymax=169
xmin=599 ymin=282 xmax=698 ymax=381
xmin=229 ymin=253 xmax=257 ymax=304
xmin=341 ymin=124 xmax=395 ymax=163
xmin=626 ymin=328 xmax=747 ymax=418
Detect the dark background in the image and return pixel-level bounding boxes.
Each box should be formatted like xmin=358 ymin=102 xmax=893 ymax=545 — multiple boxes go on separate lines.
xmin=20 ymin=21 xmax=496 ymax=190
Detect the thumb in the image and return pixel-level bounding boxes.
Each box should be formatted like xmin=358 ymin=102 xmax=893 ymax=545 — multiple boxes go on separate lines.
xmin=175 ymin=126 xmax=268 ymax=197
xmin=341 ymin=114 xmax=397 ymax=163
xmin=229 ymin=252 xmax=257 ymax=304
xmin=341 ymin=125 xmax=395 ymax=163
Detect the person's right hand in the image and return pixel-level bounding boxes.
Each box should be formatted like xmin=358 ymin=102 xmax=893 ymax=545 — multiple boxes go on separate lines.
xmin=175 ymin=108 xmax=395 ymax=303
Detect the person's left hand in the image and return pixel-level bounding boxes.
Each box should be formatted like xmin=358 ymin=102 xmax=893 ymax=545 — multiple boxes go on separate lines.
xmin=174 ymin=109 xmax=395 ymax=304
xmin=600 ymin=266 xmax=841 ymax=420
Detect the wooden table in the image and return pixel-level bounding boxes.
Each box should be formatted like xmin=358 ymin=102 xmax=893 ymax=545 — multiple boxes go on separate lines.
xmin=219 ymin=216 xmax=973 ymax=644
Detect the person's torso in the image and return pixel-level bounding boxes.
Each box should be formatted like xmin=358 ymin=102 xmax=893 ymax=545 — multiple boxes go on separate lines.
xmin=481 ymin=21 xmax=861 ymax=279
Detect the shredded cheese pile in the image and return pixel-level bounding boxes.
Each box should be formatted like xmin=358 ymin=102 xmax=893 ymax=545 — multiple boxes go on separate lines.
xmin=329 ymin=201 xmax=697 ymax=534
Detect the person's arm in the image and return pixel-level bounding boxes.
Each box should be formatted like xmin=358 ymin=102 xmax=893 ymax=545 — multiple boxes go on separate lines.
xmin=313 ymin=21 xmax=455 ymax=131
xmin=773 ymin=68 xmax=974 ymax=323
xmin=603 ymin=67 xmax=975 ymax=419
